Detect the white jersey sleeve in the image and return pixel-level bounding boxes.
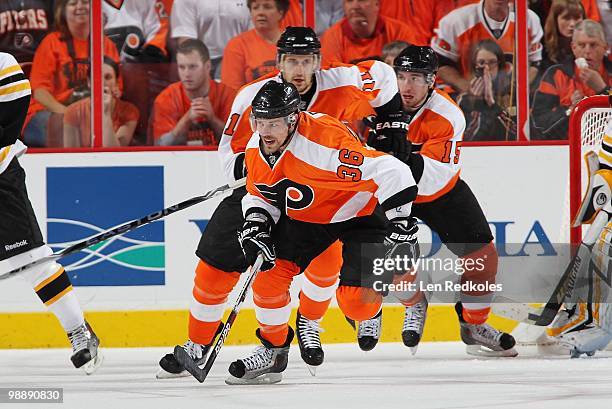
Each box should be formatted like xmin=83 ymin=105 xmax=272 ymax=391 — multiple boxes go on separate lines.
xmin=430 ymin=11 xmax=461 ymax=62
xmin=170 ymin=0 xmax=201 ymax=39
xmin=527 ymin=9 xmax=544 ymax=63
xmin=218 ymin=76 xmax=281 ymax=183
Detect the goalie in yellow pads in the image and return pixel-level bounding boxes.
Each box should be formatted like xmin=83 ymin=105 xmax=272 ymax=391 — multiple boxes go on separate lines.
xmin=547 ymin=119 xmax=612 ymax=357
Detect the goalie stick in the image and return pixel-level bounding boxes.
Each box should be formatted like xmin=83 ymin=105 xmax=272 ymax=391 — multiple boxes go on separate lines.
xmin=174 ymin=254 xmax=265 ymax=383
xmin=0 ymin=178 xmax=246 ymax=281
xmin=493 ymin=209 xmax=609 ymax=325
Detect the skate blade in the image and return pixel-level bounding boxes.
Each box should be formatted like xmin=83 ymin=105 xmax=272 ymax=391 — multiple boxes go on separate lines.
xmin=466 ymin=345 xmax=518 ymax=358
xmin=155 ymin=368 xmax=191 ymax=379
xmin=409 ymin=345 xmax=418 ymax=356
xmin=82 ymin=352 xmax=104 ymax=375
xmin=225 ymin=373 xmax=282 ymax=385
xmin=307 ymin=365 xmax=317 ymax=376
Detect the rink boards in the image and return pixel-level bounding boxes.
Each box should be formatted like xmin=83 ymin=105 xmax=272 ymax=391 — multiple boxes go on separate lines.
xmin=0 ymin=146 xmax=568 ymax=348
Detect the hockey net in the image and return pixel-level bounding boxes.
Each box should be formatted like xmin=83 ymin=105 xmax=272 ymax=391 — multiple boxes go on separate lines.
xmin=569 ymin=95 xmax=612 ymax=244
xmin=512 ymin=95 xmax=612 ymax=350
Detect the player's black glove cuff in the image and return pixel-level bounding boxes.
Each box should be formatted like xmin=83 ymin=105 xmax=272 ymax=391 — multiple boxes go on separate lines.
xmin=385 ymin=217 xmax=420 ymax=269
xmin=238 ymin=209 xmax=275 ymax=271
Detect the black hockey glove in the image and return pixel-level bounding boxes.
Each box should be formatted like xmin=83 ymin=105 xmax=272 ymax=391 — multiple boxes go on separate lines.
xmin=238 ymin=211 xmax=275 ymax=271
xmin=385 ymin=217 xmax=420 ymax=264
xmin=365 ymin=112 xmax=412 ymax=159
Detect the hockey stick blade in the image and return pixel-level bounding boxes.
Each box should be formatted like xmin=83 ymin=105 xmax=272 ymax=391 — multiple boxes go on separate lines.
xmin=0 ymin=178 xmax=246 ymax=281
xmin=173 ymin=346 xmax=207 ymax=382
xmin=176 ymin=254 xmax=265 ymax=383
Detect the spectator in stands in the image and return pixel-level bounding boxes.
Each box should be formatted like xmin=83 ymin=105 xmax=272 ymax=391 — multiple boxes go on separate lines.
xmin=151 ymin=39 xmax=235 ymax=146
xmin=541 ymin=0 xmax=586 ymax=73
xmin=431 ymin=0 xmax=543 ymax=95
xmin=530 ymin=0 xmax=600 ymax=24
xmin=381 ymin=40 xmax=409 ymax=66
xmin=311 ymin=0 xmax=344 ymax=35
xmin=595 ymin=0 xmax=612 ymax=45
xmin=532 ymin=19 xmax=611 ymax=139
xmin=63 ymin=57 xmax=139 ymax=147
xmin=280 ymin=0 xmax=304 ymax=28
xmin=222 ymin=0 xmax=289 ymax=91
xmin=0 ymin=0 xmax=56 ymax=68
xmin=103 ymin=0 xmax=170 ymax=63
xmin=379 ymin=0 xmax=477 ymax=46
xmin=22 ymin=0 xmax=120 ymax=147
xmin=457 ymin=39 xmax=516 ymax=141
xmin=278 ymin=0 xmax=345 ymax=35
xmin=320 ymin=0 xmax=419 ymax=65
xmin=170 ymin=0 xmax=251 ymax=79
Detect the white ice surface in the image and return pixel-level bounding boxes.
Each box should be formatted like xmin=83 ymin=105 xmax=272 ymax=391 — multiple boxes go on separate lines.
xmin=1 ymin=342 xmax=611 ymax=409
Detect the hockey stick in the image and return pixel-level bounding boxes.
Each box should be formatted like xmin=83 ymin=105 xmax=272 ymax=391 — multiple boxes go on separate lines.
xmin=174 ymin=253 xmax=265 ymax=383
xmin=494 ymin=210 xmax=609 ymax=326
xmin=526 ymin=209 xmax=608 ymax=326
xmin=0 ymin=178 xmax=246 ymax=281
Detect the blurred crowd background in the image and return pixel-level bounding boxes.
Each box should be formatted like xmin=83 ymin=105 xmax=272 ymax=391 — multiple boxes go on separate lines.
xmin=2 ymin=0 xmax=610 ymax=147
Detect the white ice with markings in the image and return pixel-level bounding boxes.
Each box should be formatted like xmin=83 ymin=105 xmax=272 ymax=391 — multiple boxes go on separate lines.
xmin=1 ymin=342 xmax=611 ymax=409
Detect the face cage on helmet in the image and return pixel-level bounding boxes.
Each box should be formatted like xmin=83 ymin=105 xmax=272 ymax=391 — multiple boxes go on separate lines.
xmin=249 ymin=111 xmax=299 ymax=133
xmin=277 ymin=53 xmax=321 ymax=76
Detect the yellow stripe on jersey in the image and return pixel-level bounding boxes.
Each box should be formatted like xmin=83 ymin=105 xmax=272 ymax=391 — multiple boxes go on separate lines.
xmin=0 ymin=82 xmax=31 ymax=96
xmin=598 ymin=149 xmax=612 ymax=166
xmin=603 ymin=133 xmax=612 ymax=147
xmin=0 ymin=146 xmax=10 ymax=163
xmin=0 ymin=82 xmax=31 ymax=103
xmin=0 ymin=64 xmax=22 ymax=79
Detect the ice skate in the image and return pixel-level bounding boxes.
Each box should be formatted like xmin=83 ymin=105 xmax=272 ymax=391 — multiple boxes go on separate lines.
xmin=226 ymin=327 xmax=294 ymax=385
xmin=455 ymin=302 xmax=518 ymax=357
xmin=402 ymin=297 xmax=428 ymax=355
xmin=157 ymin=340 xmax=209 ymax=379
xmin=357 ymin=310 xmax=382 ymax=351
xmin=68 ymin=321 xmax=103 ymax=375
xmin=296 ymin=312 xmax=324 ymax=375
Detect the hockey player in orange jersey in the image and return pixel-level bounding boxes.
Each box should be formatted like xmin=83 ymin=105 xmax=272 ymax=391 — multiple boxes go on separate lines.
xmin=157 ymin=27 xmax=403 ymax=378
xmin=221 ymin=81 xmax=418 ymax=384
xmin=366 ymin=45 xmax=517 ymax=357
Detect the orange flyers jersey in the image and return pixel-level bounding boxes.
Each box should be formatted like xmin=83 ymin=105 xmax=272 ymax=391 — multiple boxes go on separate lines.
xmin=408 ymin=89 xmax=466 ymax=203
xmin=221 ymin=29 xmax=278 ymax=92
xmin=378 ymin=0 xmax=478 ymax=46
xmin=280 ymin=0 xmax=303 ymax=28
xmin=321 ymin=16 xmax=420 ymax=65
xmin=219 ymin=60 xmax=399 ymax=182
xmin=431 ymin=1 xmax=543 ymax=76
xmin=243 ymin=111 xmax=417 ymax=224
xmin=152 ymin=80 xmax=235 ymax=145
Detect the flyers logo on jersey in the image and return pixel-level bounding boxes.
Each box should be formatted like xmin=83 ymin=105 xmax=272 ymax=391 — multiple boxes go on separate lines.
xmin=255 ymin=179 xmax=314 ymax=212
xmin=437 ymin=39 xmax=451 ymax=52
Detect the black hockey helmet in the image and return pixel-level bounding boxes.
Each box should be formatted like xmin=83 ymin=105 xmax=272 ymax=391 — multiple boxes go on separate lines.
xmin=277 ymin=26 xmax=321 ymax=55
xmin=394 ymin=45 xmax=439 ymax=76
xmin=251 ymin=81 xmax=301 ymax=119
